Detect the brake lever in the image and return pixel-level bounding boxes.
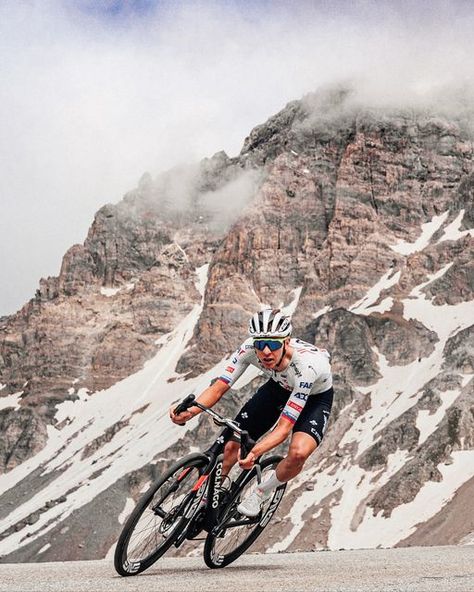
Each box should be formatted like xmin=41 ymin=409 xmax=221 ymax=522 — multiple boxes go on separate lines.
xmin=173 ymin=394 xmax=196 ymax=426
xmin=173 ymin=394 xmax=195 ymax=415
xmin=240 ymin=430 xmax=256 ymax=460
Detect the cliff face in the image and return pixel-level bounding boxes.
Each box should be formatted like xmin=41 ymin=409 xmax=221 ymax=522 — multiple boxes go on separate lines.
xmin=0 ymin=151 xmax=247 ymax=471
xmin=0 ymin=88 xmax=473 ymax=561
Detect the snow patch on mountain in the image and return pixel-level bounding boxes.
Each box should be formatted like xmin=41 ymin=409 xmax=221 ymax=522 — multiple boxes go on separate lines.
xmin=416 ymin=386 xmax=463 ymax=446
xmin=390 ymin=211 xmax=449 ymax=255
xmin=100 ymin=287 xmax=121 ymax=297
xmin=345 ymin=450 xmax=474 ymax=548
xmin=437 ymin=210 xmax=474 ymax=243
xmin=281 ymin=287 xmax=303 ymax=316
xmin=312 ymin=305 xmax=330 ymax=319
xmin=118 ymin=498 xmax=135 ymax=525
xmin=350 ymin=270 xmax=400 ymax=314
xmin=0 ymin=391 xmax=22 ymax=412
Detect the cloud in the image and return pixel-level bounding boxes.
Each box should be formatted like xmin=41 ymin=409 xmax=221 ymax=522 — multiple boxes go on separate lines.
xmin=1 ymin=0 xmax=473 ymax=315
xmin=134 ymin=156 xmax=263 ymax=232
xmin=200 ymin=168 xmax=264 ymax=231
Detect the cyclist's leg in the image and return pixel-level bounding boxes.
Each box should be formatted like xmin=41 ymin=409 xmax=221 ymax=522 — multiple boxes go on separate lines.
xmin=238 ymin=429 xmax=317 ymax=517
xmin=236 ymin=388 xmax=334 ymax=516
xmin=275 ymin=387 xmax=333 ymax=482
xmin=222 ymin=440 xmax=240 ymax=476
xmin=222 ymin=379 xmax=290 ymax=476
xmin=274 ymin=432 xmax=317 ymax=481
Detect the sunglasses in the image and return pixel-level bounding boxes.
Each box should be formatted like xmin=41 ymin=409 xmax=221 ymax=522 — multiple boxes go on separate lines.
xmin=253 ymin=339 xmax=285 ymax=351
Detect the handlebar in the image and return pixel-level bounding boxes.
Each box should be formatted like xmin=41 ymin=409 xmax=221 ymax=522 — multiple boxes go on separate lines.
xmin=173 ymin=393 xmax=196 ymax=416
xmin=173 ymin=394 xmax=256 ymax=459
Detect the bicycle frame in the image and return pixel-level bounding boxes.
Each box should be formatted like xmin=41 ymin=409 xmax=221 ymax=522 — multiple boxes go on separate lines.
xmin=168 ymin=394 xmax=267 ymax=548
xmin=170 ymin=427 xmax=225 ymax=547
xmin=172 ymin=426 xmax=261 ymax=548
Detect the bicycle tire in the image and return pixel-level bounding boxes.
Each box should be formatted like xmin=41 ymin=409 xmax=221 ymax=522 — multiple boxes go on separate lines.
xmin=114 ymin=452 xmax=208 ymax=576
xmin=203 ymin=455 xmax=286 ymax=569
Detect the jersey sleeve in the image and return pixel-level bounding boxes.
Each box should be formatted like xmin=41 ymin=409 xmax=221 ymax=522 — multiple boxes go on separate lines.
xmin=280 ymin=367 xmax=317 ymax=425
xmin=217 ymin=338 xmax=254 ymax=387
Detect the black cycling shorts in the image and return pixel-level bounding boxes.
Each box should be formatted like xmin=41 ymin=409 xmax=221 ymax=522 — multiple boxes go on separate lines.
xmin=234 ymin=379 xmax=333 ymax=445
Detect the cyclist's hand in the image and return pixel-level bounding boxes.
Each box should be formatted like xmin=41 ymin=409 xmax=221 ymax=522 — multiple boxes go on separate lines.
xmin=238 ymin=450 xmax=256 ymax=470
xmin=169 ymin=405 xmax=193 ymax=425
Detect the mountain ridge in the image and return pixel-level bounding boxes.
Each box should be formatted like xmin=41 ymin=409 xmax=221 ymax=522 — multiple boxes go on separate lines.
xmin=0 ymin=87 xmax=473 ymax=561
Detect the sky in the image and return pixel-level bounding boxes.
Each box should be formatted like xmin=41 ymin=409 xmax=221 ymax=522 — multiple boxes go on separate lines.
xmin=1 ymin=0 xmax=473 ymax=316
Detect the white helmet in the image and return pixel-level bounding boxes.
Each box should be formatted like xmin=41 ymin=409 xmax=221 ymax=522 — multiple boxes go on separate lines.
xmin=248 ymin=308 xmax=292 ymax=339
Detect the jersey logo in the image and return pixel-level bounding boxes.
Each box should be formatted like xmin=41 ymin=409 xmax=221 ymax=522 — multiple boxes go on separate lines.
xmin=295 ymin=338 xmax=320 ymax=353
xmin=225 ymin=366 xmax=235 ymax=373
xmin=288 ymin=400 xmax=303 ymax=413
xmin=322 ymin=410 xmax=330 ymax=433
xmin=293 ymin=392 xmax=308 ymax=401
xmin=290 ymin=362 xmax=302 ymax=377
xmin=299 ymin=381 xmax=313 ymax=389
xmin=232 ymin=357 xmax=238 ymax=364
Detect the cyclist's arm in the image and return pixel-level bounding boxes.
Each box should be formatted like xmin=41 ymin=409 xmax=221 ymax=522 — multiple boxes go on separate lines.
xmin=189 ymin=379 xmax=230 ymax=417
xmin=242 ymin=386 xmax=311 ymax=461
xmin=247 ymin=417 xmax=293 ymax=458
xmin=170 ymin=379 xmax=230 ymax=424
xmin=170 ymin=339 xmax=253 ymax=425
xmin=217 ymin=338 xmax=254 ymax=388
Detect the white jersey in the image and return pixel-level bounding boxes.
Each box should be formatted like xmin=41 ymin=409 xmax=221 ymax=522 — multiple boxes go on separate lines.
xmin=218 ymin=337 xmax=332 ymax=425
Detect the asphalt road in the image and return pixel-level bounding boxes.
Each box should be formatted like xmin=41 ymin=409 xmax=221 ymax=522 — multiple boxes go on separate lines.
xmin=1 ymin=546 xmax=473 ymax=592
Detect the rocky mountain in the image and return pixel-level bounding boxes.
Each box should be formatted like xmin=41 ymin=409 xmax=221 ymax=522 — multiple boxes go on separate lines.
xmin=0 ymin=88 xmax=473 ymax=562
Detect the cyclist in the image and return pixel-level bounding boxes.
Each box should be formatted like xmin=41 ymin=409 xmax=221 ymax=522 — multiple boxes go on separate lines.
xmin=169 ymin=308 xmax=333 ymax=517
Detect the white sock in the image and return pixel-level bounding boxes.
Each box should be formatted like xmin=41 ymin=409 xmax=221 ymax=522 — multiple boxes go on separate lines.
xmin=257 ymin=470 xmax=285 ymax=494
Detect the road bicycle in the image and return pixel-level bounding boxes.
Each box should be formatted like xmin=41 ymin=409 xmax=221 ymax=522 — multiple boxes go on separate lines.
xmin=114 ymin=394 xmax=287 ymax=575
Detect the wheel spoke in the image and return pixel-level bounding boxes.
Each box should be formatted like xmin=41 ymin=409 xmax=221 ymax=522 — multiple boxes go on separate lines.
xmin=115 ymin=457 xmax=206 ymax=575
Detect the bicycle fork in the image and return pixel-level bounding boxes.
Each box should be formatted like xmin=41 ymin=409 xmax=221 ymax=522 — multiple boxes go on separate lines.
xmin=174 ymin=471 xmax=210 ymax=547
xmin=173 ymin=453 xmax=224 ymax=548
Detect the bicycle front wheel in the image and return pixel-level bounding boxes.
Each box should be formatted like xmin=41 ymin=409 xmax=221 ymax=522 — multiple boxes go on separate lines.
xmin=203 ymin=455 xmax=286 ymax=569
xmin=114 ymin=453 xmax=208 ymax=576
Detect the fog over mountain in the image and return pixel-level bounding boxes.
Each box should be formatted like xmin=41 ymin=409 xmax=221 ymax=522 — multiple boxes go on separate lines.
xmin=1 ymin=0 xmax=473 ymax=315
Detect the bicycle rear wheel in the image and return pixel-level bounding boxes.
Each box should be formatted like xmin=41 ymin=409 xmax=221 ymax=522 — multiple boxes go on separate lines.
xmin=114 ymin=453 xmax=208 ymax=576
xmin=203 ymin=455 xmax=286 ymax=569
